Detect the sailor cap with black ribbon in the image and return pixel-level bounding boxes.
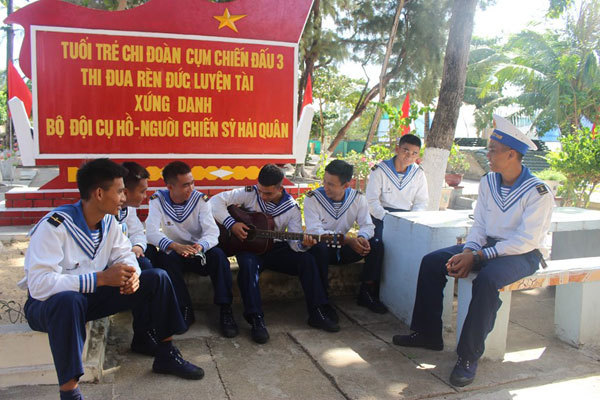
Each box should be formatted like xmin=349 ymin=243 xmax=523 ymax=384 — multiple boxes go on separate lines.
xmin=491 ymin=114 xmax=537 ymax=155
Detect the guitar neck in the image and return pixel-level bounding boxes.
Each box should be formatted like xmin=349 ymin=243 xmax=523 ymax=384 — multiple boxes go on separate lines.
xmin=253 ymin=229 xmax=305 ymax=241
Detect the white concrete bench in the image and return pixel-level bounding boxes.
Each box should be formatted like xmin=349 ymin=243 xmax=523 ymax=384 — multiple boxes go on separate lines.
xmin=457 ymin=256 xmax=600 ymax=360
xmin=0 ymin=318 xmax=109 ymax=388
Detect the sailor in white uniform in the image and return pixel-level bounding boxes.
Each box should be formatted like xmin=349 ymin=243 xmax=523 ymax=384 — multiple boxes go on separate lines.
xmin=211 ymin=164 xmax=338 ymax=344
xmin=20 ymin=159 xmax=202 ymax=400
xmin=393 ymin=115 xmax=555 ymax=388
xmin=305 ymin=159 xmax=388 ymax=314
xmin=117 ymin=161 xmax=153 ymax=271
xmin=366 ymin=134 xmax=428 ymax=240
xmin=145 ymin=161 xmax=238 ymax=338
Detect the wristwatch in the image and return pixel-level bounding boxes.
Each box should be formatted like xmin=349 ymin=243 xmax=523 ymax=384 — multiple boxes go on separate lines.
xmin=471 ymin=250 xmax=481 ymax=265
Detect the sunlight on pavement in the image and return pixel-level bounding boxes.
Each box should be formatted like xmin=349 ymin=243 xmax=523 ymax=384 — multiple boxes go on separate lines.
xmin=503 ymin=347 xmax=546 ymax=363
xmin=323 ymin=347 xmax=367 ymax=368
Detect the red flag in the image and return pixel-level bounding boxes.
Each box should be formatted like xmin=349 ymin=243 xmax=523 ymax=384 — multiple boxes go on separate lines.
xmin=8 ymin=61 xmax=32 ymax=117
xmin=400 ymin=92 xmax=410 ymax=135
xmin=593 ymin=122 xmax=596 ymax=139
xmin=301 ymin=74 xmax=313 ymax=109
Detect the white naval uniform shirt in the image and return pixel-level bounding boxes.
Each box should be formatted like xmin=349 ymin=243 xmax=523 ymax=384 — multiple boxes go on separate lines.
xmin=464 ymin=166 xmax=554 ymax=260
xmin=210 ymin=185 xmax=304 ymax=252
xmin=366 ymin=158 xmax=429 ymax=220
xmin=116 ymin=206 xmax=147 ymax=251
xmin=303 ymin=187 xmax=375 ymax=239
xmin=19 ymin=201 xmax=138 ymax=301
xmin=146 ymin=189 xmax=219 ymax=253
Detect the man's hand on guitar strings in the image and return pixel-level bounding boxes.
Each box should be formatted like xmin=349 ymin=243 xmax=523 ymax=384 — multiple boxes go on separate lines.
xmin=301 ymin=234 xmax=317 ymax=249
xmin=232 ymin=222 xmax=250 ymax=241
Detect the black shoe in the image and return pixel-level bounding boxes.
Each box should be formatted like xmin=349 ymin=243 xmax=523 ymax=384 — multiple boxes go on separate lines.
xmin=220 ymin=305 xmax=239 ymax=338
xmin=322 ymin=304 xmax=339 ymax=324
xmin=131 ymin=328 xmax=159 ymax=357
xmin=152 ymin=344 xmax=204 ymax=380
xmin=357 ymin=287 xmax=388 ymax=314
xmin=392 ymin=331 xmax=443 ymax=351
xmin=249 ymin=314 xmax=269 ymax=344
xmin=449 ymin=356 xmax=478 ymax=387
xmin=308 ymin=307 xmax=340 ymax=332
xmin=182 ymin=306 xmax=195 ymax=328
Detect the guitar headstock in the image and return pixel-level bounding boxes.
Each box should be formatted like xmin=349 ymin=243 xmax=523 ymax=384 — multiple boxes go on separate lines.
xmin=321 ymin=233 xmax=344 ymax=248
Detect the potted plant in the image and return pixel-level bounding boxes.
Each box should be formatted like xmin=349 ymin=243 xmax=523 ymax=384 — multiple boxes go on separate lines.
xmin=445 ymin=143 xmax=470 ymax=187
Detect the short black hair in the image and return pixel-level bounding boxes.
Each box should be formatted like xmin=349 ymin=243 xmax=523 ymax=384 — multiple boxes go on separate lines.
xmin=258 ymin=164 xmax=284 ymax=187
xmin=398 ymin=134 xmax=422 ymax=148
xmin=122 ymin=161 xmax=150 ymax=189
xmin=325 ymin=159 xmax=353 ymax=184
xmin=162 ymin=161 xmax=191 ymax=185
xmin=77 ymin=158 xmax=127 ymax=200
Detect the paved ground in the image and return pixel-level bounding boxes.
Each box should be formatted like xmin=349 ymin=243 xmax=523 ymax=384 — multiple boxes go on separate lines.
xmin=1 ymin=288 xmax=599 ymax=400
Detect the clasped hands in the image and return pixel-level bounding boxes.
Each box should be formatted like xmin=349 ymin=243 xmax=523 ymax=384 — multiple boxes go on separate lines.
xmin=446 ymin=250 xmax=477 ymax=278
xmin=96 ymin=262 xmax=139 ymax=295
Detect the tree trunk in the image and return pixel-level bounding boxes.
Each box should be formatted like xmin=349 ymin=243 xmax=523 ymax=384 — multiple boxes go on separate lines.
xmin=363 ymin=0 xmax=405 ymax=151
xmin=297 ymin=0 xmax=321 ymax=117
xmin=424 ymin=110 xmax=430 ymax=138
xmin=422 ymin=0 xmax=477 ymax=210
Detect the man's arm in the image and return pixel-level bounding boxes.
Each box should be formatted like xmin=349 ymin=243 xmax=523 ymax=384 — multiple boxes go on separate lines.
xmin=106 ymin=216 xmax=140 ymax=275
xmin=464 ymin=179 xmax=488 ymax=252
xmin=411 ymin=169 xmax=429 ymax=211
xmin=356 ymin=194 xmax=375 ymax=240
xmin=126 ymin=208 xmax=147 ymax=253
xmin=145 ymin=197 xmax=174 ymax=253
xmin=303 ymin=195 xmax=327 ymax=235
xmin=366 ymin=168 xmax=387 ymax=220
xmin=196 ymin=200 xmax=220 ymax=251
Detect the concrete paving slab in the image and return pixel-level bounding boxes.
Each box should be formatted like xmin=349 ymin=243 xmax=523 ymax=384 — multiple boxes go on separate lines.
xmin=334 ymin=295 xmax=403 ymax=327
xmin=0 ymin=382 xmax=115 ymax=400
xmin=209 ymin=332 xmax=344 ymax=400
xmin=291 ymin=325 xmax=455 ymax=399
xmin=108 ymin=338 xmax=227 ymax=400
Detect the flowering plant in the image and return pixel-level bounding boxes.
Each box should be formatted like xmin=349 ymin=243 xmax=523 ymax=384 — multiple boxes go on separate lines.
xmin=342 ymin=144 xmax=395 ymax=180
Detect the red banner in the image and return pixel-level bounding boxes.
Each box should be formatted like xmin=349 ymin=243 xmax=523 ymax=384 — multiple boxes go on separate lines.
xmin=36 ymin=29 xmax=295 ymax=157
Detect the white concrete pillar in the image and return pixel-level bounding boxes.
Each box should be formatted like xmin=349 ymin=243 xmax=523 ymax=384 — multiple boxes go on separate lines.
xmin=456 ymin=273 xmax=512 ymax=361
xmin=555 ymin=281 xmax=600 ymax=348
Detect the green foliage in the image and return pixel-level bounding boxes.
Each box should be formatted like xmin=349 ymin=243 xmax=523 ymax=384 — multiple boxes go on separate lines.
xmin=341 ymin=144 xmax=394 ymax=180
xmin=375 ymin=102 xmax=431 ymax=143
xmin=445 ymin=143 xmax=470 ymax=174
xmin=534 ymin=169 xmax=567 ymax=182
xmin=0 ymin=88 xmax=7 ymax=126
xmin=546 ymin=127 xmax=600 ymax=207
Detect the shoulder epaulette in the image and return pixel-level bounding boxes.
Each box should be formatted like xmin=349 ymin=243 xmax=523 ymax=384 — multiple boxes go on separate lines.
xmin=245 ymin=186 xmax=253 ymax=192
xmin=357 ymin=190 xmax=364 ymax=195
xmin=371 ymin=164 xmax=379 ymax=171
xmin=536 ymin=183 xmax=549 ymax=195
xmin=201 ymin=193 xmax=209 ymax=202
xmin=47 ymin=213 xmax=64 ymax=227
xmin=149 ymin=193 xmax=158 ymax=200
xmin=417 ymin=164 xmax=424 ymax=171
xmin=306 ymin=190 xmax=314 ymax=197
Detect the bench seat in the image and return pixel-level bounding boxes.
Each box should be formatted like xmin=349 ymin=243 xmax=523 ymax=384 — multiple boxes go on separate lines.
xmin=457 ymin=256 xmax=600 ymax=360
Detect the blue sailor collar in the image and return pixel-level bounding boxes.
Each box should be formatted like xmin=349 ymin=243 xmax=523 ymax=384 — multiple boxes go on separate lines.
xmin=31 ymin=201 xmax=113 ymax=260
xmin=312 ymin=186 xmax=358 ymax=220
xmin=117 ymin=206 xmax=128 ymax=223
xmin=379 ymin=157 xmax=417 ymax=191
xmin=254 ymin=185 xmax=297 ymax=217
xmin=156 ymin=189 xmax=203 ymax=223
xmin=486 ymin=166 xmax=541 ymax=212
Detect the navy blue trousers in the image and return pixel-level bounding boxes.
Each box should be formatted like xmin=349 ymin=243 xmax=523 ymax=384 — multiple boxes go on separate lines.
xmin=309 ymin=236 xmax=384 ymax=296
xmin=236 ymin=242 xmax=327 ymax=318
xmin=371 ymin=208 xmax=407 ymax=242
xmin=154 ymin=246 xmax=232 ymax=311
xmin=24 ymin=269 xmax=186 ymax=386
xmin=137 ymin=256 xmax=153 ymax=271
xmin=410 ymin=244 xmax=541 ymax=361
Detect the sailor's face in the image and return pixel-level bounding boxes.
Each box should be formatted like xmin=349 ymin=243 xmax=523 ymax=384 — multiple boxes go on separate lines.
xmin=100 ymin=178 xmax=126 ymax=216
xmin=486 ymin=140 xmax=511 ymax=172
xmin=124 ymin=178 xmax=148 ymax=208
xmin=257 ymin=183 xmax=283 ymax=203
xmin=323 ymin=172 xmax=349 ymax=201
xmin=395 ymin=143 xmax=420 ymax=168
xmin=168 ymin=172 xmax=195 ymax=203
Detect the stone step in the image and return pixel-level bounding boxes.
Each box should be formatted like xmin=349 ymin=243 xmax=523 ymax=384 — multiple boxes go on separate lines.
xmin=0 ymin=318 xmax=109 ymax=388
xmin=186 ymin=262 xmax=363 ymax=306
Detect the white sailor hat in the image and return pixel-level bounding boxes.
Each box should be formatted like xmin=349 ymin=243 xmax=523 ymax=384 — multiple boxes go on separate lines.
xmin=490 ymin=114 xmax=537 ymax=155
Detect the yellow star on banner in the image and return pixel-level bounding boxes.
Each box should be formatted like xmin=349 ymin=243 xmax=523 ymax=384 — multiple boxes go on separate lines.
xmin=213 ymin=8 xmax=247 ymax=33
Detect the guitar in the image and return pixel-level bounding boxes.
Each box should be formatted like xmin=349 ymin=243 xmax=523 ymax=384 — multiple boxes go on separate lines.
xmin=217 ymin=205 xmax=344 ymax=256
